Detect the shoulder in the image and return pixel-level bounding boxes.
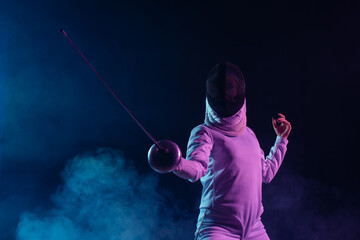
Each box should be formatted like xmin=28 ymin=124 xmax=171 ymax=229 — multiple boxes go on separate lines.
xmin=245 ymin=126 xmax=258 ymax=140
xmin=191 ymin=124 xmax=211 ymax=135
xmin=189 ymin=124 xmax=214 ymax=143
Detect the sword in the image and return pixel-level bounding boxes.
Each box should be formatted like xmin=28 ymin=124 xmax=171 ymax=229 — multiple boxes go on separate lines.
xmin=61 ymin=29 xmax=181 ymax=173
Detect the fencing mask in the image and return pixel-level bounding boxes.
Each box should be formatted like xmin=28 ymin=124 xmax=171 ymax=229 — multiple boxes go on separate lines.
xmin=206 ymin=62 xmax=246 ymax=117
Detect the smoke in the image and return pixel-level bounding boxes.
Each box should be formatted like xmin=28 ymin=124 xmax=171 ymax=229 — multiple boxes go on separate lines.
xmin=16 ymin=148 xmax=194 ymax=240
xmin=262 ymin=170 xmax=360 ymax=240
xmin=14 ymin=148 xmax=360 ymax=240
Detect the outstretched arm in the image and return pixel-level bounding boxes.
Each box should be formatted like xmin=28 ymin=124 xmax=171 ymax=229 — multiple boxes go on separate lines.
xmin=173 ymin=125 xmax=213 ymax=182
xmin=262 ymin=113 xmax=291 ymax=183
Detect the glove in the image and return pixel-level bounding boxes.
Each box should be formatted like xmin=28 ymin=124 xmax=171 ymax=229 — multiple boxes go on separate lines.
xmin=272 ymin=113 xmax=292 ymax=139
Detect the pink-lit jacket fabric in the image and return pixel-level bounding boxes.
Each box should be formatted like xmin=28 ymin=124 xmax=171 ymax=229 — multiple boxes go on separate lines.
xmin=173 ymin=99 xmax=288 ymax=229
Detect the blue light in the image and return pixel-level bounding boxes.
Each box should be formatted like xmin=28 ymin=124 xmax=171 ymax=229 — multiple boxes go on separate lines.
xmin=0 ymin=33 xmax=9 ymax=177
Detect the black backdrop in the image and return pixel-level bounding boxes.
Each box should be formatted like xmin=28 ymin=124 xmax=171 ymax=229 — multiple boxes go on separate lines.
xmin=0 ymin=0 xmax=359 ymax=239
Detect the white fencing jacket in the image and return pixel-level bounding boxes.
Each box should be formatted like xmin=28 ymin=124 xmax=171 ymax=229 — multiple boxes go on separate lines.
xmin=174 ymin=99 xmax=288 ymax=223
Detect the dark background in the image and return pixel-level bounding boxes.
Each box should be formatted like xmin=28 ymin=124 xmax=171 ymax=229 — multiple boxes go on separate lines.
xmin=0 ymin=0 xmax=359 ymax=239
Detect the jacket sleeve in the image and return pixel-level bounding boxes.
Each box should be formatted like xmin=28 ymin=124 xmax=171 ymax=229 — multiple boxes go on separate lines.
xmin=172 ymin=125 xmax=213 ymax=182
xmin=262 ymin=136 xmax=289 ymax=183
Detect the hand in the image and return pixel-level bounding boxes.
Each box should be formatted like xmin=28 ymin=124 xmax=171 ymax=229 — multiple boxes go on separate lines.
xmin=272 ymin=113 xmax=292 ymax=139
xmin=148 ymin=140 xmax=182 ymax=173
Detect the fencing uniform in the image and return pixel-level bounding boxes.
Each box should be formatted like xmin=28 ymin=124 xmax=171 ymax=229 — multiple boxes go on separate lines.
xmin=173 ymin=62 xmax=288 ymax=239
xmin=174 ymin=100 xmax=288 ymax=239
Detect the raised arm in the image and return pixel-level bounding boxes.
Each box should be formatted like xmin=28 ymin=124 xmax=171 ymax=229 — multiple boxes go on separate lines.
xmin=262 ymin=113 xmax=292 ymax=183
xmin=173 ymin=125 xmax=213 ymax=182
xmin=261 ymin=136 xmax=288 ymax=183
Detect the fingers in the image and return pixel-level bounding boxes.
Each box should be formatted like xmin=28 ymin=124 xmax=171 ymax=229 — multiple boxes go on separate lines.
xmin=272 ymin=118 xmax=277 ymax=128
xmin=273 ymin=118 xmax=288 ymax=127
xmin=272 ymin=117 xmax=283 ymax=127
xmin=276 ymin=118 xmax=287 ymax=123
xmin=272 ymin=113 xmax=292 ymax=138
xmin=286 ymin=121 xmax=292 ymax=130
xmin=275 ymin=113 xmax=291 ymax=126
xmin=278 ymin=113 xmax=286 ymax=119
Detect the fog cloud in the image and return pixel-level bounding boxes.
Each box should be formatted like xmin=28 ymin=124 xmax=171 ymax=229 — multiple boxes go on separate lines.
xmin=16 ymin=148 xmax=193 ymax=240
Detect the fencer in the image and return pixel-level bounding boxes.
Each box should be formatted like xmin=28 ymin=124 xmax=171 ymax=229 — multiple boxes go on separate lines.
xmin=172 ymin=62 xmax=291 ymax=240
xmin=62 ymin=30 xmax=290 ymax=239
